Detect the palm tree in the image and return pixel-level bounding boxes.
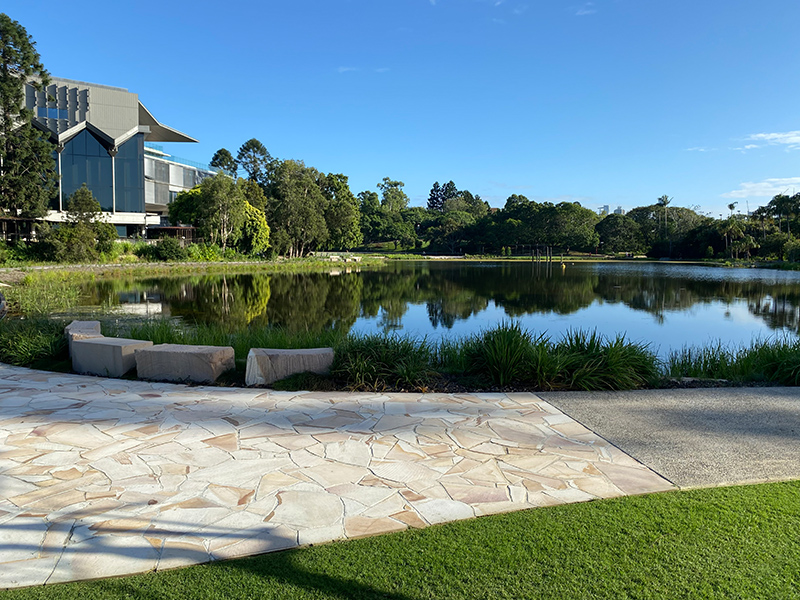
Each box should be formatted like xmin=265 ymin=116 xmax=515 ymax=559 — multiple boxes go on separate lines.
xmin=719 ymin=216 xmax=745 ymax=258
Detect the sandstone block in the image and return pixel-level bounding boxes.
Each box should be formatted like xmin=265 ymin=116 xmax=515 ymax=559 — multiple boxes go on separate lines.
xmin=72 ymin=337 xmax=153 ymax=377
xmin=246 ymin=348 xmax=334 ymax=386
xmin=64 ymin=321 xmax=103 ymax=356
xmin=135 ymin=344 xmax=235 ymax=383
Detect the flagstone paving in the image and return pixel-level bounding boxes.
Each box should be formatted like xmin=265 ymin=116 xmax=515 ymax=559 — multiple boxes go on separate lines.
xmin=0 ymin=364 xmax=673 ymax=589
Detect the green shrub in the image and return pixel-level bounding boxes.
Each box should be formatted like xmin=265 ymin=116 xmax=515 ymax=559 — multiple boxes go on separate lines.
xmin=154 ymin=237 xmax=189 ymax=261
xmin=784 ymin=239 xmax=800 ymax=262
xmin=187 ymin=243 xmax=224 ymax=262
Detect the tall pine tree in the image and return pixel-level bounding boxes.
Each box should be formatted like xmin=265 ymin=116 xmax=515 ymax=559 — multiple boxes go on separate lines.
xmin=0 ymin=13 xmax=58 ymax=218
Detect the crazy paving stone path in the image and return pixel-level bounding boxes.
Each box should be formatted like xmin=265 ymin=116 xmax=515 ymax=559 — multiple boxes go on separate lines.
xmin=0 ymin=364 xmax=674 ymax=589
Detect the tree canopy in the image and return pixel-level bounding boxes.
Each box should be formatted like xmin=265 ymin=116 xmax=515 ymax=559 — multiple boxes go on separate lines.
xmin=0 ymin=13 xmax=58 ymax=218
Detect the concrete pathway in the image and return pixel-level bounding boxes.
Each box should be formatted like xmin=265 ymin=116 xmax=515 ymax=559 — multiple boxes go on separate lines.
xmin=0 ymin=365 xmax=672 ymax=589
xmin=541 ymin=387 xmax=800 ymax=488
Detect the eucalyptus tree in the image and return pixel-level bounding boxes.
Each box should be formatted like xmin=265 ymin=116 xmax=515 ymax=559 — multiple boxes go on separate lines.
xmin=319 ymin=173 xmax=362 ymax=250
xmin=0 ymin=13 xmax=58 ymax=217
xmin=595 ymin=213 xmax=645 ymax=254
xmin=378 ymin=178 xmax=410 ymax=213
xmin=267 ymin=160 xmax=328 ymax=257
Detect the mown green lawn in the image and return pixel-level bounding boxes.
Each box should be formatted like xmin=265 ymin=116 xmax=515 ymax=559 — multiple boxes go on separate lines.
xmin=3 ymin=481 xmax=799 ymax=599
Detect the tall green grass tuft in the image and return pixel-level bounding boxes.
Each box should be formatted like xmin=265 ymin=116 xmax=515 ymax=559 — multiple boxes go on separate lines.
xmin=331 ymin=334 xmax=433 ymax=390
xmin=666 ymin=337 xmax=800 ymax=385
xmin=5 ymin=272 xmax=84 ymax=315
xmin=0 ymin=319 xmax=68 ymax=366
xmin=463 ymin=322 xmax=532 ymax=385
xmin=554 ymin=330 xmax=660 ymax=391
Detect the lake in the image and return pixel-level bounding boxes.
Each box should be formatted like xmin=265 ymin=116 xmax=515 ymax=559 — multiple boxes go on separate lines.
xmin=70 ymin=260 xmax=800 ymax=354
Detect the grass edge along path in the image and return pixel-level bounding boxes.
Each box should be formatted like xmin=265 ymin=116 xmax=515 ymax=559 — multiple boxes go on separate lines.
xmin=1 ymin=481 xmax=798 ymax=599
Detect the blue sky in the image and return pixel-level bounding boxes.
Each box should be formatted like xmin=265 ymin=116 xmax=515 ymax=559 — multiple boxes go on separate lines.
xmin=6 ymin=1 xmax=800 ymax=215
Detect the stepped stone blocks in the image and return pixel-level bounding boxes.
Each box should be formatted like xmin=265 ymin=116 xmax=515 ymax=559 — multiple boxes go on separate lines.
xmin=135 ymin=344 xmax=235 ymax=383
xmin=64 ymin=320 xmax=103 ymax=355
xmin=246 ymin=347 xmax=335 ymax=386
xmin=71 ymin=337 xmax=153 ymax=377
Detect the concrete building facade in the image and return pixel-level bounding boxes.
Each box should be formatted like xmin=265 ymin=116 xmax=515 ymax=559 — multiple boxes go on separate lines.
xmin=25 ymin=77 xmax=214 ymax=237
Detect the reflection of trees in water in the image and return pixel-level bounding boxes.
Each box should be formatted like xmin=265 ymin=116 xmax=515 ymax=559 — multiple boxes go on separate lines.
xmin=81 ymin=263 xmax=800 ymax=335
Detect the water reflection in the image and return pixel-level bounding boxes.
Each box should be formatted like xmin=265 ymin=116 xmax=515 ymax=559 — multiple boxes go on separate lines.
xmin=77 ymin=261 xmax=800 ymax=349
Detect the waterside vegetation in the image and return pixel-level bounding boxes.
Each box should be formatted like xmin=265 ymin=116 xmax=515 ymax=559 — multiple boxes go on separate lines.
xmin=3 ymin=315 xmax=800 ymax=392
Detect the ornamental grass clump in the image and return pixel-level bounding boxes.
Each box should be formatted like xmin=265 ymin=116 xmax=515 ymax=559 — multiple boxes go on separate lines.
xmin=331 ymin=334 xmax=434 ymax=390
xmin=667 ymin=337 xmax=800 ymax=385
xmin=0 ymin=318 xmax=67 ymax=366
xmin=554 ymin=329 xmax=659 ymax=390
xmin=464 ymin=321 xmax=532 ymax=385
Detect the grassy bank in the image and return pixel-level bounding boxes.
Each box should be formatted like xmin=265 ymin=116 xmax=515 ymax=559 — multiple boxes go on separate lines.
xmin=6 ymin=315 xmax=800 ymax=391
xmin=1 ymin=480 xmax=798 ymax=599
xmin=0 ymin=257 xmax=385 ymax=316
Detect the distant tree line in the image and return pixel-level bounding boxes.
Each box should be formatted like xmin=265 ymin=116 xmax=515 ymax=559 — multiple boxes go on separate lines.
xmin=184 ymin=146 xmax=800 ymax=262
xmin=4 ymin=13 xmax=800 ymax=263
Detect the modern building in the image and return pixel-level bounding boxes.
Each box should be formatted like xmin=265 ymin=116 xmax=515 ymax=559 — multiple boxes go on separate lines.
xmin=25 ymin=77 xmax=215 ymax=237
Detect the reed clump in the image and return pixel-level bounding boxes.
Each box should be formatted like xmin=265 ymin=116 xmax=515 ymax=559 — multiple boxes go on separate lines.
xmin=0 ymin=318 xmax=68 ymax=367
xmin=666 ymin=337 xmax=800 ymax=385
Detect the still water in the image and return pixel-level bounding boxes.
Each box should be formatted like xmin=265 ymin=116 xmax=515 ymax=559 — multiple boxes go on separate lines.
xmin=72 ymin=261 xmax=800 ymax=354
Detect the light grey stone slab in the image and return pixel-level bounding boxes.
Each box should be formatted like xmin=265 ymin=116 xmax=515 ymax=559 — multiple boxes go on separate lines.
xmin=64 ymin=321 xmax=103 ymax=356
xmin=71 ymin=338 xmax=153 ymax=378
xmin=135 ymin=344 xmax=235 ymax=384
xmin=245 ymin=348 xmax=335 ymax=386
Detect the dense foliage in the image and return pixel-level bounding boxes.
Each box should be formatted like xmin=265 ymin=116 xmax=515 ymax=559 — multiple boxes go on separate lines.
xmin=0 ymin=13 xmax=58 ymax=218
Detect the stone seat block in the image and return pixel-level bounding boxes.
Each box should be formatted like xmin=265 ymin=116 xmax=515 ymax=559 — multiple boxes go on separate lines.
xmin=65 ymin=320 xmax=103 ymax=356
xmin=246 ymin=348 xmax=334 ymax=386
xmin=72 ymin=337 xmax=154 ymax=377
xmin=135 ymin=344 xmax=235 ymax=383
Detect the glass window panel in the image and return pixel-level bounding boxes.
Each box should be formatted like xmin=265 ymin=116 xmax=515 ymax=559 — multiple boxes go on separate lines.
xmin=114 ymin=134 xmax=144 ymax=213
xmin=60 ymin=130 xmax=113 ymax=212
xmin=183 ymin=168 xmax=196 ymax=188
xmin=154 ymin=161 xmax=169 ymax=183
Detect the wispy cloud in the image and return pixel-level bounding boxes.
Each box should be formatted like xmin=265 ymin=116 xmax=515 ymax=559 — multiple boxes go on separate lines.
xmin=337 ymin=67 xmax=359 ymax=73
xmin=513 ymin=4 xmax=528 ymax=15
xmin=574 ymin=2 xmax=597 ymax=16
xmin=722 ymin=177 xmax=800 ymax=199
xmin=685 ymin=147 xmax=713 ymax=152
xmin=743 ymin=130 xmax=800 ymax=151
xmin=374 ymin=67 xmax=390 ymax=73
xmin=492 ymin=17 xmax=506 ymax=24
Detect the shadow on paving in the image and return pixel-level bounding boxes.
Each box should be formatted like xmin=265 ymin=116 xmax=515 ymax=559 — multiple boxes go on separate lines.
xmin=1 ymin=510 xmax=415 ymax=598
xmin=541 ymin=387 xmax=800 ymax=488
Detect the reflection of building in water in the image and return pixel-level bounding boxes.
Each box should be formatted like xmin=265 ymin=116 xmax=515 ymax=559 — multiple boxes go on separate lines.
xmin=114 ymin=291 xmax=170 ymax=318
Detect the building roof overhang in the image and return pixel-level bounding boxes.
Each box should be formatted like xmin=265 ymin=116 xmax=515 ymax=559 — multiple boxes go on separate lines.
xmin=138 ymin=103 xmax=198 ymax=143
